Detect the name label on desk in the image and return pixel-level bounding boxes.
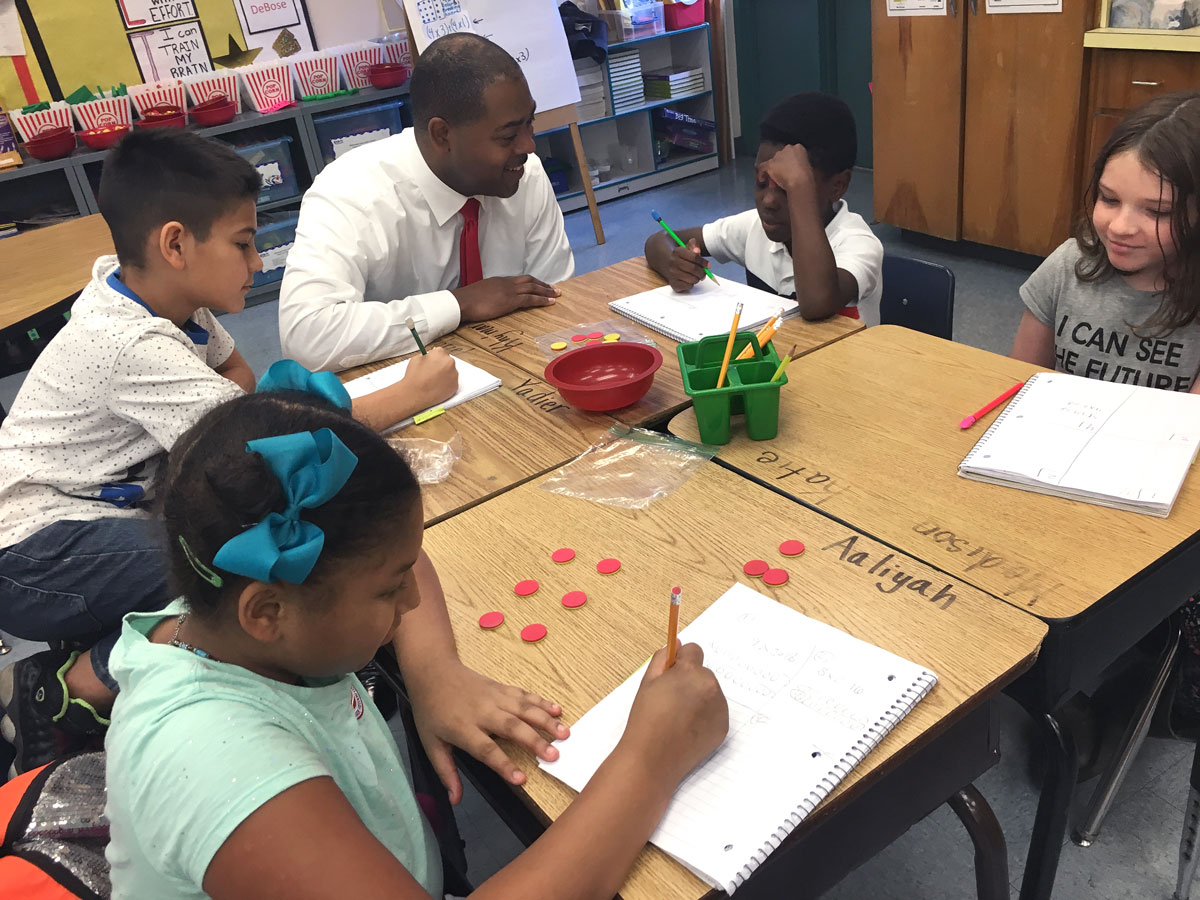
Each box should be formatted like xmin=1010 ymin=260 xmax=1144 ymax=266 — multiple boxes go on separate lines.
xmin=751 ymin=450 xmax=848 ymax=508
xmin=911 ymin=520 xmax=1063 ymax=608
xmin=469 ymin=322 xmax=525 ymax=354
xmin=822 ymin=535 xmax=958 ymax=609
xmin=513 ymin=378 xmax=568 ymax=414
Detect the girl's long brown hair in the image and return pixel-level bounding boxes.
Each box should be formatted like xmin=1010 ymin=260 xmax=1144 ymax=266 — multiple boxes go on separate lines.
xmin=1076 ymin=91 xmax=1200 ymax=335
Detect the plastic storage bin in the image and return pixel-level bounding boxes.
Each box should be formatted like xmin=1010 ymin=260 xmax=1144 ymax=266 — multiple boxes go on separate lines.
xmin=600 ymin=1 xmax=665 ymax=42
xmin=252 ymin=213 xmax=299 ymax=288
xmin=664 ymin=0 xmax=705 ymax=30
xmin=312 ymin=99 xmax=407 ymax=165
xmin=231 ymin=136 xmax=299 ymax=205
xmin=677 ymin=333 xmax=787 ymax=445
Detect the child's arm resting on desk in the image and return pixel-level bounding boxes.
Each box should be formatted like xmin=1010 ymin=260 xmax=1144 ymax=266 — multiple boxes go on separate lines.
xmin=764 ymin=145 xmax=859 ymax=320
xmin=644 ymin=225 xmax=713 ymax=292
xmin=350 ymin=349 xmax=459 ymax=432
xmin=203 ymin=644 xmax=727 ymax=900
xmin=214 ymin=348 xmax=256 ymax=393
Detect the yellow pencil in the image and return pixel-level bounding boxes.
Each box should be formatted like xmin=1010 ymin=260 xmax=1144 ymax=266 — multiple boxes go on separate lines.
xmin=665 ymin=586 xmax=681 ymax=668
xmin=736 ymin=308 xmax=783 ymax=360
xmin=770 ymin=343 xmax=797 ymax=383
xmin=716 ymin=302 xmax=742 ymax=389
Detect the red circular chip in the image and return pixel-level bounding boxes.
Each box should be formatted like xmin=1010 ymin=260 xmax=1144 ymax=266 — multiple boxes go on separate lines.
xmin=763 ymin=568 xmax=789 ymax=586
xmin=514 ymin=579 xmax=540 ymax=596
xmin=561 ymin=590 xmax=587 ymax=609
xmin=743 ymin=559 xmax=769 ymax=577
xmin=596 ymin=558 xmax=621 ymax=575
xmin=571 ymin=334 xmax=587 ymax=342
xmin=551 ymin=547 xmax=576 ymax=564
xmin=521 ymin=623 xmax=548 ymax=643
xmin=478 ymin=611 xmax=505 ymax=629
xmin=779 ymin=540 xmax=806 ymax=557
xmin=587 ymin=331 xmax=603 ymax=339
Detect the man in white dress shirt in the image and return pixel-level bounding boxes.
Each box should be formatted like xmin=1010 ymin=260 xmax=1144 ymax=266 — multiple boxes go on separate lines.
xmin=279 ymin=33 xmax=576 ymax=372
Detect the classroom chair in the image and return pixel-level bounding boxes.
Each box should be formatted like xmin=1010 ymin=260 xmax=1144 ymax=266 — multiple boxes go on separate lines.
xmin=878 ymin=255 xmax=955 ymax=340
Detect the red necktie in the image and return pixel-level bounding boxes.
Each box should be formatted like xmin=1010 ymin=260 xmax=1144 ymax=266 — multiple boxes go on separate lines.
xmin=458 ymin=198 xmax=482 ymax=287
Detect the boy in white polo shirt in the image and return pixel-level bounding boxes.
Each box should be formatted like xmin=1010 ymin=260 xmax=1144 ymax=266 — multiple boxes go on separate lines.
xmin=644 ymin=92 xmax=882 ymax=321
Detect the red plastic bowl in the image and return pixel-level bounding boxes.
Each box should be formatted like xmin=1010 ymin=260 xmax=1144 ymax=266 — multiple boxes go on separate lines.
xmin=544 ymin=342 xmax=663 ymax=411
xmin=79 ymin=124 xmax=130 ymax=150
xmin=137 ymin=112 xmax=185 ymax=129
xmin=367 ymin=62 xmax=410 ymax=89
xmin=24 ymin=127 xmax=76 ymax=160
xmin=190 ymin=96 xmax=236 ymax=126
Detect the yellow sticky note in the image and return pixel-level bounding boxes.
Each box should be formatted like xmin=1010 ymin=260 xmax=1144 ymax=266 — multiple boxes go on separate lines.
xmin=413 ymin=406 xmax=446 ymax=425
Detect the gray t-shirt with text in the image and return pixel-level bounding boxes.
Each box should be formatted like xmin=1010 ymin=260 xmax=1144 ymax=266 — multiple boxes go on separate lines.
xmin=1020 ymin=239 xmax=1200 ymax=392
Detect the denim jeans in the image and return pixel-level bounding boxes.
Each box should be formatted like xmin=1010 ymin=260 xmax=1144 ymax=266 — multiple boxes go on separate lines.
xmin=0 ymin=517 xmax=170 ymax=691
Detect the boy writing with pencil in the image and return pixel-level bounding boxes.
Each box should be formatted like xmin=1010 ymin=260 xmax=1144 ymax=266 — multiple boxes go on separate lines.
xmin=644 ymin=92 xmax=883 ymax=321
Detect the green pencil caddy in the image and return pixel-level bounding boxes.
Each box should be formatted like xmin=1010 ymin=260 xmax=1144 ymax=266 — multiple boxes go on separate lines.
xmin=677 ymin=332 xmax=787 ymax=445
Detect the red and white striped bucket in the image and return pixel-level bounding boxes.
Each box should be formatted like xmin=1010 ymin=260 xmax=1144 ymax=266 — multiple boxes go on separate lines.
xmin=129 ymin=81 xmax=187 ymax=117
xmin=241 ymin=61 xmax=295 ymax=112
xmin=290 ymin=54 xmax=340 ymax=96
xmin=9 ymin=103 xmax=73 ymax=142
xmin=337 ymin=44 xmax=384 ymax=90
xmin=72 ymin=95 xmax=134 ymax=132
xmin=378 ymin=35 xmax=411 ymax=67
xmin=185 ymin=72 xmax=243 ymax=113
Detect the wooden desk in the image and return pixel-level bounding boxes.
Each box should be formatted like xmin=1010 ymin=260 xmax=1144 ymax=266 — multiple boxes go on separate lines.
xmin=454 ymin=258 xmax=864 ymax=428
xmin=0 ymin=215 xmax=113 ymax=333
xmin=340 ymin=335 xmax=614 ymax=524
xmin=668 ymin=325 xmax=1200 ymax=900
xmin=423 ymin=462 xmax=1046 ymax=899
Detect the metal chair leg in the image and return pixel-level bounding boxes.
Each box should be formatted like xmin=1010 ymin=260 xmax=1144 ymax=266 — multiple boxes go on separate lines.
xmin=948 ymin=785 xmax=1009 ymax=900
xmin=1175 ymin=743 xmax=1200 ymax=900
xmin=0 ymin=637 xmax=9 ymax=656
xmin=1073 ymin=621 xmax=1182 ymax=847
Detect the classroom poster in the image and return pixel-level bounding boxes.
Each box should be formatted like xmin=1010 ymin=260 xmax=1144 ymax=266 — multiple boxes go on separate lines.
xmin=986 ymin=0 xmax=1062 ymax=11
xmin=115 ymin=0 xmax=199 ymax=29
xmin=231 ymin=0 xmax=315 ymax=60
xmin=0 ymin=0 xmax=23 ymax=56
xmin=402 ymin=0 xmax=580 ymax=112
xmin=886 ymin=0 xmax=947 ymax=14
xmin=129 ymin=20 xmax=214 ymax=82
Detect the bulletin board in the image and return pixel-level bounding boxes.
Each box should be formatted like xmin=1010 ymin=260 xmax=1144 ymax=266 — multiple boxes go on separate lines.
xmin=1 ymin=0 xmax=318 ymax=109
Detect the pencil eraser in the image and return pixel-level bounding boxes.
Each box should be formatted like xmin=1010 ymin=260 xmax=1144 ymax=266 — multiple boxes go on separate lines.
xmin=959 ymin=416 xmax=977 ymax=429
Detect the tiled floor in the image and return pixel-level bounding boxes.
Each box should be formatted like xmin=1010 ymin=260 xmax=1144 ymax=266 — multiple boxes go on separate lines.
xmin=1 ymin=162 xmax=1187 ymax=900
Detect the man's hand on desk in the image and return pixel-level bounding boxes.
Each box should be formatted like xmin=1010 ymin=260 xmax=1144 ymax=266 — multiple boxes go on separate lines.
xmin=452 ymin=275 xmax=562 ymax=322
xmin=406 ymin=659 xmax=569 ymax=804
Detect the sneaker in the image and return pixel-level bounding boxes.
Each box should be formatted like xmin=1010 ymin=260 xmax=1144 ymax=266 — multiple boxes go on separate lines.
xmin=0 ymin=649 xmax=108 ymax=779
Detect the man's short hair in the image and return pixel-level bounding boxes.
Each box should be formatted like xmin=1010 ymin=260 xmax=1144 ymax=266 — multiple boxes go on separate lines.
xmin=759 ymin=92 xmax=858 ymax=175
xmin=98 ymin=129 xmax=260 ymax=267
xmin=409 ymin=33 xmax=526 ymax=129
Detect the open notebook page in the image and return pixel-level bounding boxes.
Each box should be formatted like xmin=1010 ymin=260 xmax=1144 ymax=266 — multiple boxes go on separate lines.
xmin=342 ymin=355 xmax=502 ymax=432
xmin=959 ymin=373 xmax=1200 ymax=510
xmin=539 ymin=583 xmax=937 ymax=894
xmin=609 ymin=278 xmax=799 ymax=343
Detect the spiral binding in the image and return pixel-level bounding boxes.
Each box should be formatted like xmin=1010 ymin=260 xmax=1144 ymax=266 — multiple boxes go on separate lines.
xmin=959 ymin=374 xmax=1042 ymax=470
xmin=723 ymin=669 xmax=940 ymax=894
xmin=608 ymin=301 xmax=692 ymax=343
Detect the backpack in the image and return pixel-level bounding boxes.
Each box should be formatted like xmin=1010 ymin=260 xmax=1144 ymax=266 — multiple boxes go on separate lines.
xmin=0 ymin=753 xmax=109 ymax=899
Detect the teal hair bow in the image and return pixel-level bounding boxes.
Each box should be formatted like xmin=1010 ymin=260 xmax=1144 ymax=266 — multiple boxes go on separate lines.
xmin=212 ymin=428 xmax=358 ymax=584
xmin=257 ymin=359 xmax=352 ymax=410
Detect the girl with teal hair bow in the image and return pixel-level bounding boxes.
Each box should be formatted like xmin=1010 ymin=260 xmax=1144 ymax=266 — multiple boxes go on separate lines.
xmin=103 ymin=387 xmax=728 ymax=900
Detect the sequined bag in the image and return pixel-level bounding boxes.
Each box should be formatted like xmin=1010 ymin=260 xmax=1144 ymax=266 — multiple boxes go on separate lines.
xmin=0 ymin=752 xmax=109 ymax=899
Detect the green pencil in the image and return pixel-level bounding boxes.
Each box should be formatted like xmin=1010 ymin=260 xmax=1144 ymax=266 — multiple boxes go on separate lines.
xmin=405 ymin=316 xmax=427 ymax=355
xmin=651 ymin=209 xmax=719 ymax=284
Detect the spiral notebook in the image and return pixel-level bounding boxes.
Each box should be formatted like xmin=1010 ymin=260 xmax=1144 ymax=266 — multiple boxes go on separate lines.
xmin=539 ymin=583 xmax=938 ymax=894
xmin=608 ymin=278 xmax=799 ymax=343
xmin=958 ymin=373 xmax=1200 ymax=517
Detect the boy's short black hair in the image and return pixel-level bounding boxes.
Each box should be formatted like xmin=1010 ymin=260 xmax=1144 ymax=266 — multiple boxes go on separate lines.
xmin=408 ymin=33 xmax=526 ymax=129
xmin=759 ymin=92 xmax=858 ymax=176
xmin=98 ymin=129 xmax=261 ymax=268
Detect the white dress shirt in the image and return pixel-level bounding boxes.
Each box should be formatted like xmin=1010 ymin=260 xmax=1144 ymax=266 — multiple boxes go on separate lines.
xmin=279 ymin=129 xmax=575 ymax=371
xmin=702 ymin=201 xmax=883 ymax=314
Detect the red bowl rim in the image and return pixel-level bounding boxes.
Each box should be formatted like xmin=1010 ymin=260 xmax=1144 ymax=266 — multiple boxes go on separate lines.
xmin=142 ymin=104 xmax=183 ymax=118
xmin=543 ymin=342 xmax=663 ymax=394
xmin=191 ymin=94 xmax=231 ymax=112
xmin=25 ymin=126 xmax=73 ymax=144
xmin=367 ymin=62 xmax=408 ymax=72
xmin=81 ymin=124 xmax=130 ymax=137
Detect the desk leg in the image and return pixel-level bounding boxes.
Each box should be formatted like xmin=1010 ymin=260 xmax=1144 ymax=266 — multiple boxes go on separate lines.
xmin=949 ymin=785 xmax=1009 ymax=900
xmin=1018 ymin=711 xmax=1078 ymax=900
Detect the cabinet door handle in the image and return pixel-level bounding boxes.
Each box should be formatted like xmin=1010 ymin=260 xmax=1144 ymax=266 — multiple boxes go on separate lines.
xmin=949 ymin=0 xmax=957 ymax=16
xmin=1132 ymin=80 xmax=1162 ymax=86
xmin=969 ymin=0 xmax=978 ymax=13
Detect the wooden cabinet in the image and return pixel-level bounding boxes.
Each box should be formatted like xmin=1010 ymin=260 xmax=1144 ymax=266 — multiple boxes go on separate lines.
xmin=1081 ymin=49 xmax=1200 ymax=201
xmin=872 ymin=1 xmax=1096 ymax=257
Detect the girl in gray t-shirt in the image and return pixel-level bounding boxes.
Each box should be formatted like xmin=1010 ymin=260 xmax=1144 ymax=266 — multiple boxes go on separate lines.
xmin=1011 ymin=91 xmax=1200 ymax=395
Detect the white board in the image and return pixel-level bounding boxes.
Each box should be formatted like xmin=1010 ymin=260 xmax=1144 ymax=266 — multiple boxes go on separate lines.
xmin=401 ymin=0 xmax=581 ymax=113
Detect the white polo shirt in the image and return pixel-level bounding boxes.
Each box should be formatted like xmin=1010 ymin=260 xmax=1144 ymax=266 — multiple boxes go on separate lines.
xmin=0 ymin=256 xmax=242 ymax=549
xmin=702 ymin=201 xmax=883 ymax=312
xmin=278 ymin=129 xmax=576 ymax=372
